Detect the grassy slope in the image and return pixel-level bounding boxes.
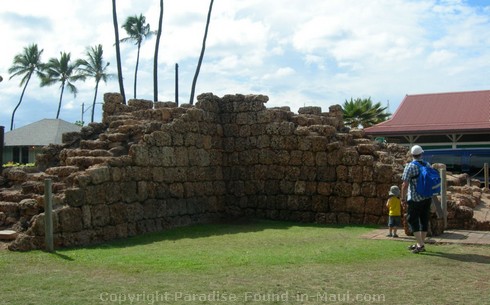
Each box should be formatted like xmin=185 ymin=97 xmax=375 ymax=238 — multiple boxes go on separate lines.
xmin=0 ymin=220 xmax=489 ymax=305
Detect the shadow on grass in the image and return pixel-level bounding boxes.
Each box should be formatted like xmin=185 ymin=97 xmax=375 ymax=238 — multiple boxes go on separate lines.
xmin=49 ymin=251 xmax=75 ymax=261
xmin=423 ymin=251 xmax=490 ymax=264
xmin=55 ymin=218 xmax=376 ymax=256
xmin=436 ymin=232 xmax=468 ymax=240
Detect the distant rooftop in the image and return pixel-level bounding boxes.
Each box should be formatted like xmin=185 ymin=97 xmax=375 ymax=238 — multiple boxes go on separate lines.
xmin=4 ymin=119 xmax=81 ymax=146
xmin=364 ymin=90 xmax=490 ymax=135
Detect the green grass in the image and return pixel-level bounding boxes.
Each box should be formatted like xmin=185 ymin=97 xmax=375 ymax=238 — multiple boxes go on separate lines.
xmin=1 ymin=220 xmax=489 ymax=305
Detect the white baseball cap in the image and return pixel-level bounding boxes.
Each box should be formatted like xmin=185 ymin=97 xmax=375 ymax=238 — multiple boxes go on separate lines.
xmin=410 ymin=145 xmax=424 ymax=155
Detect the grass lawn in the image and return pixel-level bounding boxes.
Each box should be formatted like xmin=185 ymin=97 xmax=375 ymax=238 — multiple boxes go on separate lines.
xmin=0 ymin=220 xmax=489 ymax=305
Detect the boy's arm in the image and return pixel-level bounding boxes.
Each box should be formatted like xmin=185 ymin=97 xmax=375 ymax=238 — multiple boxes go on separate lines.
xmin=401 ymin=180 xmax=409 ymax=208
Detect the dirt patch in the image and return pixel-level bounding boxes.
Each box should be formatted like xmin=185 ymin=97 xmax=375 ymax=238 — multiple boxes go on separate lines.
xmin=0 ymin=241 xmax=9 ymax=251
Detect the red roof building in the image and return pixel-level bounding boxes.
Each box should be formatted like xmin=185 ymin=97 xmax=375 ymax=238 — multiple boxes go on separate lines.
xmin=364 ymin=90 xmax=490 ymax=149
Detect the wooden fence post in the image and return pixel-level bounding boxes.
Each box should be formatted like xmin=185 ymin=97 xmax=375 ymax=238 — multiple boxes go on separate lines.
xmin=44 ymin=179 xmax=54 ymax=252
xmin=440 ymin=166 xmax=447 ymax=229
xmin=484 ymin=163 xmax=489 ymax=190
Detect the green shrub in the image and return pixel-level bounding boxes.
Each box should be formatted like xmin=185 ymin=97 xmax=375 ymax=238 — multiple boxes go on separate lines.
xmin=3 ymin=161 xmax=36 ymax=167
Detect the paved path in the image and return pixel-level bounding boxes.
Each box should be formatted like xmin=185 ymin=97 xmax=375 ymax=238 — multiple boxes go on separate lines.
xmin=363 ymin=193 xmax=490 ymax=246
xmin=362 ymin=228 xmax=490 ymax=245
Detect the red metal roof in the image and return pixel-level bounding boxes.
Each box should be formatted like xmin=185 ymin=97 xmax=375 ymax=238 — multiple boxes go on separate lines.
xmin=364 ymin=90 xmax=490 ymax=135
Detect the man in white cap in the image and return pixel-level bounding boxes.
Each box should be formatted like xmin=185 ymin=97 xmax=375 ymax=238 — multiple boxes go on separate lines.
xmin=401 ymin=145 xmax=432 ymax=253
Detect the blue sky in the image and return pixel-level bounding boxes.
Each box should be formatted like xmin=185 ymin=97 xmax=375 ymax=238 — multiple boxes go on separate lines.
xmin=1 ymin=0 xmax=490 ymax=129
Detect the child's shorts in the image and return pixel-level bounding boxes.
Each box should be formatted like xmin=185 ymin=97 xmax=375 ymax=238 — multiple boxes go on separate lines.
xmin=388 ymin=216 xmax=401 ymax=227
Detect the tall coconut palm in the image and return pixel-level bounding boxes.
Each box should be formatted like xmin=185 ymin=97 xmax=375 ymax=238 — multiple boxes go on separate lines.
xmin=76 ymin=44 xmax=112 ymax=123
xmin=153 ymin=0 xmax=164 ymax=102
xmin=189 ymin=0 xmax=214 ymax=105
xmin=8 ymin=44 xmax=45 ymax=130
xmin=112 ymin=0 xmax=126 ymax=104
xmin=342 ymin=97 xmax=390 ymax=128
xmin=121 ymin=14 xmax=154 ymax=99
xmin=41 ymin=52 xmax=85 ymax=119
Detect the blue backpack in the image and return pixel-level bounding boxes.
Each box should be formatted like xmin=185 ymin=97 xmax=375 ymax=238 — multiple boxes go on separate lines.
xmin=411 ymin=160 xmax=441 ymax=197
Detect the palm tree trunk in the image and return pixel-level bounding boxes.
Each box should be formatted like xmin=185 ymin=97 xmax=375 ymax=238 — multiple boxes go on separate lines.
xmin=153 ymin=0 xmax=164 ymax=102
xmin=91 ymin=81 xmax=100 ymax=123
xmin=10 ymin=73 xmax=32 ymax=130
xmin=175 ymin=63 xmax=179 ymax=106
xmin=112 ymin=0 xmax=126 ymax=104
xmin=134 ymin=43 xmax=141 ymax=99
xmin=189 ymin=0 xmax=214 ymax=105
xmin=56 ymin=82 xmax=66 ymax=119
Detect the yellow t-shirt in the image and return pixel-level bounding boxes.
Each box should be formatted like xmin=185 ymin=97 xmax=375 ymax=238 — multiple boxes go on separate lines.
xmin=387 ymin=196 xmax=401 ymax=216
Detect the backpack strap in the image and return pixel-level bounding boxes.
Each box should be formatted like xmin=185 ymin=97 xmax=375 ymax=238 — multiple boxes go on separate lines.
xmin=410 ymin=160 xmax=426 ymax=180
xmin=411 ymin=160 xmax=427 ymax=167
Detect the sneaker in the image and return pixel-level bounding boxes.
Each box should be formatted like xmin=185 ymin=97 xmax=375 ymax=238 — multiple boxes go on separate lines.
xmin=386 ymin=233 xmax=393 ymax=237
xmin=393 ymin=234 xmax=399 ymax=238
xmin=407 ymin=244 xmax=417 ymax=250
xmin=411 ymin=245 xmax=426 ymax=254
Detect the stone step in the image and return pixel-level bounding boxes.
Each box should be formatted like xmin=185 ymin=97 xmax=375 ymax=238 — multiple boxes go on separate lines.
xmin=62 ymin=149 xmax=112 ymax=158
xmin=21 ymin=181 xmax=66 ymax=195
xmin=80 ymin=139 xmax=110 ymax=150
xmin=0 ymin=230 xmax=18 ymax=240
xmin=0 ymin=201 xmax=20 ymax=214
xmin=103 ymin=132 xmax=130 ymax=143
xmin=26 ymin=172 xmax=59 ymax=182
xmin=0 ymin=189 xmax=31 ymax=203
xmin=45 ymin=166 xmax=81 ymax=178
xmin=64 ymin=156 xmax=113 ymax=169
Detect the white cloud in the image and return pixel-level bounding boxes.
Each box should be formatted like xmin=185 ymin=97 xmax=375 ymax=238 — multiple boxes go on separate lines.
xmin=1 ymin=0 xmax=490 ymax=128
xmin=427 ymin=49 xmax=456 ymax=65
xmin=262 ymin=67 xmax=295 ymax=81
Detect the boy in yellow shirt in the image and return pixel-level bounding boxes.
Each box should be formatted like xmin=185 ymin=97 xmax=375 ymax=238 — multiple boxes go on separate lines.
xmin=386 ymin=185 xmax=401 ymax=237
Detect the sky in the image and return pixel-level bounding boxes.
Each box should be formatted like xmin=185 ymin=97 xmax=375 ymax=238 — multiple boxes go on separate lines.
xmin=1 ymin=0 xmax=490 ymax=130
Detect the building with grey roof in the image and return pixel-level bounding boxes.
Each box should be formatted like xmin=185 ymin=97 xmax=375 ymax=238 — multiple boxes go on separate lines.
xmin=3 ymin=119 xmax=81 ymax=164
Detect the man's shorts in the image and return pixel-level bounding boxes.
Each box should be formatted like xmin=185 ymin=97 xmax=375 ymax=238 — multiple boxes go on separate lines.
xmin=406 ymin=198 xmax=432 ymax=232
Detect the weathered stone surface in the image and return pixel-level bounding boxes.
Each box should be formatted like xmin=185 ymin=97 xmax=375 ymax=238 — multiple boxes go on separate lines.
xmin=58 ymin=207 xmax=83 ymax=233
xmin=45 ymin=166 xmax=80 ymax=178
xmin=3 ymin=92 xmax=485 ymax=251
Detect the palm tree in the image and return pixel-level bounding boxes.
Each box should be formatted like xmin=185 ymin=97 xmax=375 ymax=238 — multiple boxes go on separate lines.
xmin=342 ymin=97 xmax=390 ymax=128
xmin=121 ymin=14 xmax=154 ymax=99
xmin=112 ymin=0 xmax=126 ymax=104
xmin=189 ymin=0 xmax=214 ymax=105
xmin=153 ymin=0 xmax=164 ymax=102
xmin=76 ymin=44 xmax=112 ymax=123
xmin=41 ymin=52 xmax=85 ymax=119
xmin=8 ymin=44 xmax=45 ymax=130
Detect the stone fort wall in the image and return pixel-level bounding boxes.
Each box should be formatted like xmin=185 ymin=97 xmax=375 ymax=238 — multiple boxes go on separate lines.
xmin=6 ymin=92 xmax=406 ymax=250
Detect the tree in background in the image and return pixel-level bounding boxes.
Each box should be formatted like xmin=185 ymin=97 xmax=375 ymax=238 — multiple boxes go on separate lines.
xmin=41 ymin=52 xmax=84 ymax=119
xmin=342 ymin=97 xmax=390 ymax=128
xmin=189 ymin=0 xmax=214 ymax=105
xmin=8 ymin=44 xmax=45 ymax=130
xmin=121 ymin=14 xmax=154 ymax=99
xmin=112 ymin=0 xmax=126 ymax=104
xmin=76 ymin=44 xmax=112 ymax=123
xmin=153 ymin=0 xmax=164 ymax=102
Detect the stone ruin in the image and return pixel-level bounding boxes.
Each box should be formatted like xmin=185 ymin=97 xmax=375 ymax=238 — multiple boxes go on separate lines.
xmin=0 ymin=92 xmax=488 ymax=251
